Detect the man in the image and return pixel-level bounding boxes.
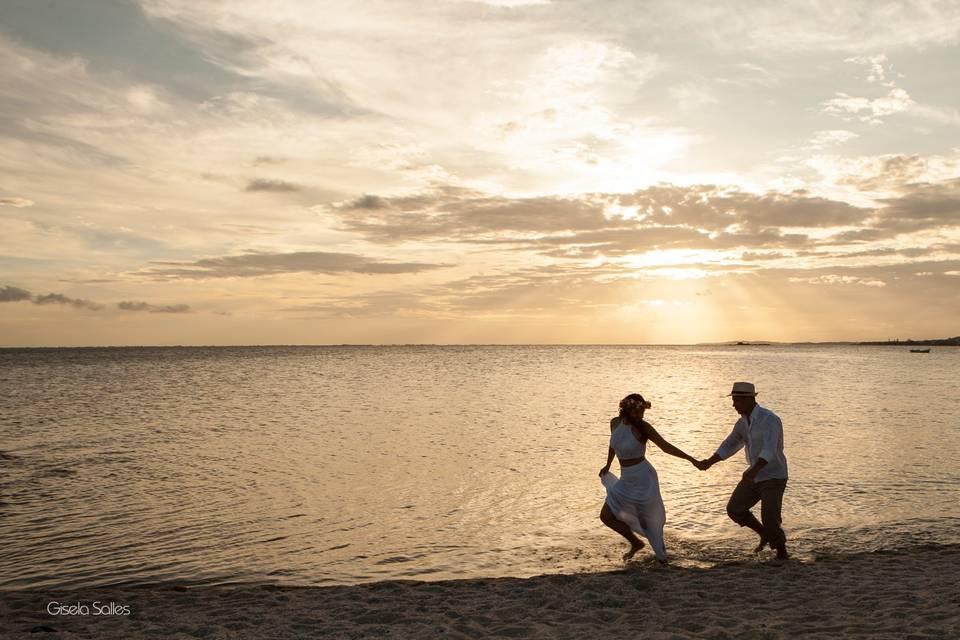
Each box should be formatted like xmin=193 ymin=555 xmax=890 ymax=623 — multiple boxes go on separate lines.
xmin=697 ymin=381 xmax=789 ymax=559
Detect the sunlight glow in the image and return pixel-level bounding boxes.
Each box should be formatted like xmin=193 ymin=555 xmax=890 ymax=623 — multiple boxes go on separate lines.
xmin=621 ymin=249 xmax=731 ymax=269
xmin=646 ymin=268 xmax=713 ymax=280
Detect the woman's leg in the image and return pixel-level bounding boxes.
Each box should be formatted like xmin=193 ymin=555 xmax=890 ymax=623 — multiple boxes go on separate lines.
xmin=600 ymin=503 xmax=645 ymax=559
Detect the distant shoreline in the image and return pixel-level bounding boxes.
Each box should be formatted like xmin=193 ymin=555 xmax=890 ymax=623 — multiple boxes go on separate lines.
xmin=856 ymin=337 xmax=960 ymax=346
xmin=717 ymin=337 xmax=960 ymax=347
xmin=1 ymin=339 xmax=959 ymax=349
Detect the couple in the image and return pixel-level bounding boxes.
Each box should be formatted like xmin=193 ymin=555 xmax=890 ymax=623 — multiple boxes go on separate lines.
xmin=598 ymin=382 xmax=788 ymax=564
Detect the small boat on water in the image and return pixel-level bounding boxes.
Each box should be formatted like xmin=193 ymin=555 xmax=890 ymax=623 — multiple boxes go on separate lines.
xmin=910 ymin=348 xmax=931 ymax=353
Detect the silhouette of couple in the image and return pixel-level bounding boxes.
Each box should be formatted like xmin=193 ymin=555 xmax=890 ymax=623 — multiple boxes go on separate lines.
xmin=598 ymin=382 xmax=788 ymax=563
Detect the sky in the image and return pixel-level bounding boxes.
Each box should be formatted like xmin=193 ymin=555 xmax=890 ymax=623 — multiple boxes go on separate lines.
xmin=2 ymin=0 xmax=959 ymax=345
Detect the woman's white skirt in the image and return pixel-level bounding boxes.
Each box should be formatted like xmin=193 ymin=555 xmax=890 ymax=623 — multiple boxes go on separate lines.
xmin=601 ymin=460 xmax=667 ymax=561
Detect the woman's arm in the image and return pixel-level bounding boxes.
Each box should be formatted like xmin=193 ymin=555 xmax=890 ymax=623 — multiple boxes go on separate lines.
xmin=642 ymin=422 xmax=697 ymax=463
xmin=600 ymin=417 xmax=618 ymax=475
xmin=600 ymin=446 xmax=616 ymax=476
xmin=698 ymin=453 xmax=722 ymax=470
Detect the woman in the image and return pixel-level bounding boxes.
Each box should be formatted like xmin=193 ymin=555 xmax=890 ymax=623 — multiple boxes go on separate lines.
xmin=599 ymin=393 xmax=699 ymax=562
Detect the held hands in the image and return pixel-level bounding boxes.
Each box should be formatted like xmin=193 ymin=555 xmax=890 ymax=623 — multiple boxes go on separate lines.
xmin=692 ymin=458 xmax=712 ymax=471
xmin=599 ymin=466 xmax=610 ymax=477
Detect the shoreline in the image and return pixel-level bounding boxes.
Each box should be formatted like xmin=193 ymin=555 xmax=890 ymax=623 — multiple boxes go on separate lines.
xmin=3 ymin=543 xmax=958 ymax=639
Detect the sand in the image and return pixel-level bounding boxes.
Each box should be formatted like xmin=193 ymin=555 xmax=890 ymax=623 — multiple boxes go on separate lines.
xmin=2 ymin=544 xmax=958 ymax=639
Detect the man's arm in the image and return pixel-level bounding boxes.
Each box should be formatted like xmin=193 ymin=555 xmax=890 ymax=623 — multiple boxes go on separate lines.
xmin=699 ymin=424 xmax=744 ymax=470
xmin=757 ymin=415 xmax=783 ymax=467
xmin=741 ymin=457 xmax=767 ymax=481
xmin=697 ymin=452 xmax=722 ymax=470
xmin=740 ymin=414 xmax=781 ymax=480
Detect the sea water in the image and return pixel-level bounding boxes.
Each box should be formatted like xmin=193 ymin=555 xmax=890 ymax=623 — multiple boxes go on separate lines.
xmin=1 ymin=345 xmax=958 ymax=589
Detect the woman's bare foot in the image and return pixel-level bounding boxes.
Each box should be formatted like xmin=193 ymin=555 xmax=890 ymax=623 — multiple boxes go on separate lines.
xmin=753 ymin=535 xmax=768 ymax=553
xmin=622 ymin=540 xmax=645 ymax=560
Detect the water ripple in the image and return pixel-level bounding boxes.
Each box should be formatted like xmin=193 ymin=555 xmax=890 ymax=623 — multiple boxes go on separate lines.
xmin=1 ymin=345 xmax=959 ymax=589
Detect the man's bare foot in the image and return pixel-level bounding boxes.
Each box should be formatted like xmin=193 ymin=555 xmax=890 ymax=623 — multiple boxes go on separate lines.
xmin=774 ymin=543 xmax=789 ymax=560
xmin=622 ymin=540 xmax=645 ymax=560
xmin=753 ymin=536 xmax=768 ymax=553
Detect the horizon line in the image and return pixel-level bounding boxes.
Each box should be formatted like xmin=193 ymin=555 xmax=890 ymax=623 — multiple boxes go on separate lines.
xmin=2 ymin=340 xmax=955 ymax=349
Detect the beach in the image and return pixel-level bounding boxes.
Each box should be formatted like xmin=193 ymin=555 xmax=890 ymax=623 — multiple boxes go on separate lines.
xmin=3 ymin=346 xmax=960 ymax=638
xmin=3 ymin=543 xmax=958 ymax=639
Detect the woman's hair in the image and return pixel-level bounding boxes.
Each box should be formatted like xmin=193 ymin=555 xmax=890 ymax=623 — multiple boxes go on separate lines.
xmin=619 ymin=393 xmax=652 ymax=425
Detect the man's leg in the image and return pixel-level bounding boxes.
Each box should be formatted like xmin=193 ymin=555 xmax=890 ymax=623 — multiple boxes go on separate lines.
xmin=757 ymin=478 xmax=788 ymax=558
xmin=726 ymin=479 xmax=765 ymax=546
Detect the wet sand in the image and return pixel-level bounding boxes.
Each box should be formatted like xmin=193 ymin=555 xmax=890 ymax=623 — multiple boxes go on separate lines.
xmin=2 ymin=544 xmax=958 ymax=639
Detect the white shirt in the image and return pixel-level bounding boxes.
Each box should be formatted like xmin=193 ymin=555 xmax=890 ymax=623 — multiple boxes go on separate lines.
xmin=715 ymin=404 xmax=788 ymax=481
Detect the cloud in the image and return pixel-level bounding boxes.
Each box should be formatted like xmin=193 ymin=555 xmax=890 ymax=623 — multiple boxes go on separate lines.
xmin=823 ymin=88 xmax=914 ymax=125
xmin=806 ymin=130 xmax=858 ymax=150
xmin=324 ymin=184 xmax=870 ymax=251
xmin=807 ymin=151 xmax=960 ymax=205
xmin=141 ymin=250 xmax=451 ymax=279
xmin=244 ymin=178 xmax=301 ymax=192
xmin=118 ymin=301 xmax=191 ymax=313
xmin=510 ymin=226 xmax=711 ymax=258
xmin=4 ymin=287 xmax=192 ymax=314
xmin=909 ymin=104 xmax=960 ymax=126
xmin=134 ymin=3 xmax=679 ymax=195
xmin=322 ymin=179 xmax=960 ymax=271
xmin=813 ymin=245 xmax=951 ymax=260
xmin=822 ymin=55 xmax=958 ymax=128
xmin=252 ymin=155 xmax=286 ymax=166
xmin=3 ymin=286 xmax=193 ymax=314
xmin=348 ymin=194 xmax=389 ymax=210
xmin=282 ymin=291 xmax=439 ymax=319
xmin=0 ymin=197 xmax=34 ymax=207
xmin=618 ymin=186 xmax=870 ymax=230
xmin=423 ymin=263 xmax=628 ymax=314
xmin=687 ymin=2 xmax=960 ymax=52
xmin=832 ymin=154 xmax=955 ymax=192
xmin=2 ymin=285 xmax=103 ymax=309
xmin=740 ymin=251 xmax=792 ymax=262
xmin=464 ymin=0 xmax=551 ymax=6
xmin=873 ymin=178 xmax=960 ymax=231
xmin=845 ymin=54 xmax=895 ymax=86
xmin=716 ymin=62 xmax=779 ymax=87
xmin=32 ymin=292 xmax=104 ymax=310
xmin=0 ymin=285 xmax=33 ymax=302
xmin=788 ymin=274 xmax=887 ymax=287
xmin=328 ymin=187 xmax=610 ymax=242
xmin=427 ymin=257 xmax=959 ymax=320
xmin=313 ymin=256 xmax=960 ymax=321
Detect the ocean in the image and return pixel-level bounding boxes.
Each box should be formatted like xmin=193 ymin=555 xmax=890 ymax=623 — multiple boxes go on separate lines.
xmin=1 ymin=345 xmax=958 ymax=590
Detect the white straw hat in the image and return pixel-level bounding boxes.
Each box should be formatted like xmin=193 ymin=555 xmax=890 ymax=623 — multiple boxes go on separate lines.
xmin=728 ymin=381 xmax=758 ymax=396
